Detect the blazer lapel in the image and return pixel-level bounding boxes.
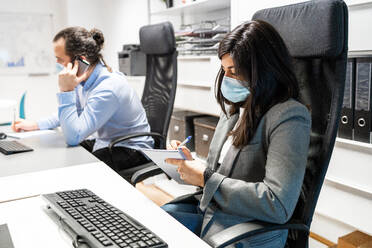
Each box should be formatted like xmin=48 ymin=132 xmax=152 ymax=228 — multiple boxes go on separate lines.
xmin=200 ymin=112 xmax=241 ymax=237
xmin=206 ymin=112 xmax=239 ymax=170
xmin=217 ymin=145 xmax=241 ymax=176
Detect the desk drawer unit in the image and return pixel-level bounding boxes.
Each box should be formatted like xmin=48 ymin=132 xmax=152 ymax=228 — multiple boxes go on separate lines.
xmin=194 ymin=116 xmax=219 ymax=159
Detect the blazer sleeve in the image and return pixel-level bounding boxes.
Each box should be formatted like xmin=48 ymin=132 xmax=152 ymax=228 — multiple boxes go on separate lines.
xmin=200 ymin=105 xmax=311 ymax=224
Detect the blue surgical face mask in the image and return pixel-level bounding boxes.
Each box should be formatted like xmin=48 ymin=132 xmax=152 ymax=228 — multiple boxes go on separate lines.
xmin=55 ymin=63 xmax=64 ymax=74
xmin=221 ymin=76 xmax=251 ymax=103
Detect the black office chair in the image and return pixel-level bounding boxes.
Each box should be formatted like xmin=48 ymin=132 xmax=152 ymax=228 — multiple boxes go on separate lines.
xmin=109 ymin=22 xmax=178 ymax=182
xmin=206 ymin=0 xmax=348 ymax=247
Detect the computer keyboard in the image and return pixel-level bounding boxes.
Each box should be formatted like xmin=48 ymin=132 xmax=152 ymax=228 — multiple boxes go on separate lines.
xmin=42 ymin=189 xmax=168 ymax=248
xmin=0 ymin=140 xmax=33 ymax=155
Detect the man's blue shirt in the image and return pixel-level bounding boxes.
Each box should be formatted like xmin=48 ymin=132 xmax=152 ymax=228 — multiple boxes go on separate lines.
xmin=38 ymin=63 xmax=153 ymax=152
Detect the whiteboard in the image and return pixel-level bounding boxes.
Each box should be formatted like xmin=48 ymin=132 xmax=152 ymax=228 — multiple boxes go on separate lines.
xmin=0 ymin=12 xmax=55 ymax=75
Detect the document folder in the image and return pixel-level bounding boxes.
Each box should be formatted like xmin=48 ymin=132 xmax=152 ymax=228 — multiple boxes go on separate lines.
xmin=338 ymin=58 xmax=355 ymax=139
xmin=140 ymin=148 xmax=190 ymax=184
xmin=354 ymin=58 xmax=372 ymax=143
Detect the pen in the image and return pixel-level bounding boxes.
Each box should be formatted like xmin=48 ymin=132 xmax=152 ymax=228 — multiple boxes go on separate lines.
xmin=177 ymin=136 xmax=192 ymax=160
xmin=178 ymin=136 xmax=192 ymax=148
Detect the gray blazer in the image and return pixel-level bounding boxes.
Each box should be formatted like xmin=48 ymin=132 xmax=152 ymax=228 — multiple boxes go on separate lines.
xmin=174 ymin=99 xmax=311 ymax=247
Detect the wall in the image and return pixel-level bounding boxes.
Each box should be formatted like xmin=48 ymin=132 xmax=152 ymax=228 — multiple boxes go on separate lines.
xmin=0 ymin=0 xmax=67 ymax=121
xmin=1 ymin=0 xmax=149 ymax=121
xmin=231 ymin=0 xmax=305 ymax=28
xmin=348 ymin=3 xmax=372 ymax=50
xmin=66 ymin=0 xmax=149 ymax=72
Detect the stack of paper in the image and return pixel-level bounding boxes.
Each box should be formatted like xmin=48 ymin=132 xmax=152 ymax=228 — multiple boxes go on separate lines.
xmin=6 ymin=130 xmax=56 ymax=139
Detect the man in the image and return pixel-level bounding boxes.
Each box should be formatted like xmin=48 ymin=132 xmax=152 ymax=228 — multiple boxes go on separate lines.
xmin=13 ymin=27 xmax=153 ymax=177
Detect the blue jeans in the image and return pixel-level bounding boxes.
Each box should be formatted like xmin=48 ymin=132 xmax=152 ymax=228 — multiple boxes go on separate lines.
xmin=161 ymin=203 xmax=204 ymax=236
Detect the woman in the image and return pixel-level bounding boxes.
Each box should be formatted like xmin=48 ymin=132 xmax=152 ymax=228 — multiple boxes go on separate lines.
xmin=163 ymin=20 xmax=311 ymax=247
xmin=12 ymin=27 xmax=153 ymax=176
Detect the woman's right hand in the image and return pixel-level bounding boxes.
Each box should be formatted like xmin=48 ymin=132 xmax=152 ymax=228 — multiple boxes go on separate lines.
xmin=11 ymin=119 xmax=39 ymax=132
xmin=167 ymin=140 xmax=193 ymax=160
xmin=167 ymin=140 xmax=181 ymax=150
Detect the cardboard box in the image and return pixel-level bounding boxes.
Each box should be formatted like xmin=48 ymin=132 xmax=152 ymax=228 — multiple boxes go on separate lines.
xmin=338 ymin=231 xmax=372 ymax=248
xmin=193 ymin=116 xmax=219 ymax=159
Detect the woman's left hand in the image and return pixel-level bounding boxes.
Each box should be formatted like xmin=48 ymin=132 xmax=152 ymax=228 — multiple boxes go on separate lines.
xmin=166 ymin=147 xmax=207 ymax=187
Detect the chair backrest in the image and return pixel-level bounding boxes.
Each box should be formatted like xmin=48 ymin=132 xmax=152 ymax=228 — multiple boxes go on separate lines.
xmin=253 ymin=0 xmax=348 ymax=246
xmin=139 ymin=22 xmax=178 ymax=148
xmin=19 ymin=91 xmax=26 ymax=119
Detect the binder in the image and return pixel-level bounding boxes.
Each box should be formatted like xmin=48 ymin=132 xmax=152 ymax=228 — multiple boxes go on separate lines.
xmin=338 ymin=58 xmax=355 ymax=139
xmin=354 ymin=58 xmax=372 ymax=143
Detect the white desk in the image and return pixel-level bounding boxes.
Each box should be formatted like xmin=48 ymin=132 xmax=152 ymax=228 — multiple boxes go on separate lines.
xmin=0 ymin=162 xmax=211 ymax=247
xmin=0 ymin=127 xmax=98 ymax=177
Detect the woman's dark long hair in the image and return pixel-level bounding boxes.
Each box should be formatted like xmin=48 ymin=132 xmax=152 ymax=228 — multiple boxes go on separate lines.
xmin=53 ymin=27 xmax=112 ymax=72
xmin=216 ymin=20 xmax=299 ymax=148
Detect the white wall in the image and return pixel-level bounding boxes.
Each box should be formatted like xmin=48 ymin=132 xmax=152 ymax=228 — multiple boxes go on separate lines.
xmin=232 ymin=0 xmax=372 ymax=50
xmin=1 ymin=0 xmax=148 ymax=121
xmin=231 ymin=0 xmax=306 ymax=28
xmin=348 ymin=3 xmax=372 ymax=50
xmin=66 ymin=0 xmax=149 ymax=71
xmin=0 ymin=0 xmax=67 ymax=120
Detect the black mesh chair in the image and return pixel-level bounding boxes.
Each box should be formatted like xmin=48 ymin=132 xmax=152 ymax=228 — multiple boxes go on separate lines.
xmin=109 ymin=22 xmax=177 ymax=183
xmin=207 ymin=0 xmax=348 ymax=247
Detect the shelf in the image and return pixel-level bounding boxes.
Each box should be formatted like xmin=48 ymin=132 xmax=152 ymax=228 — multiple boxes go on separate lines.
xmin=177 ymin=81 xmax=212 ymax=88
xmin=336 ymin=137 xmax=372 ymax=148
xmin=178 ymin=55 xmax=217 ymax=60
xmin=125 ymin=76 xmax=146 ymax=81
xmin=348 ymin=50 xmax=372 ymax=57
xmin=325 ymin=176 xmax=372 ymax=199
xmin=151 ymin=0 xmax=230 ymax=16
xmin=346 ymin=0 xmax=372 ymax=7
xmin=335 ymin=137 xmax=372 ymax=154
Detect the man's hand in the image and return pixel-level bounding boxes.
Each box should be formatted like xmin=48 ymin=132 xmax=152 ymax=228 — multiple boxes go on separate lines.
xmin=11 ymin=119 xmax=39 ymax=132
xmin=58 ymin=60 xmax=89 ymax=92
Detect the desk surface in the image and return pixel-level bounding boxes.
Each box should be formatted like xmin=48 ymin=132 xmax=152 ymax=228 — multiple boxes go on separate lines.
xmin=0 ymin=127 xmax=98 ymax=177
xmin=0 ymin=162 xmax=211 ymax=248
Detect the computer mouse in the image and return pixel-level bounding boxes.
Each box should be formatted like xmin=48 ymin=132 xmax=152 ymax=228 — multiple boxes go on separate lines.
xmin=0 ymin=132 xmax=7 ymax=140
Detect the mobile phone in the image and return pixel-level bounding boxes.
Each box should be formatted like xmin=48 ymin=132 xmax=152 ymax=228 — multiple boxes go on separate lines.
xmin=74 ymin=57 xmax=90 ymax=76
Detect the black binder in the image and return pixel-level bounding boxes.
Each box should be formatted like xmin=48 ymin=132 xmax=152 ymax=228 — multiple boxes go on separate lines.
xmin=354 ymin=57 xmax=372 ymax=143
xmin=338 ymin=58 xmax=355 ymax=139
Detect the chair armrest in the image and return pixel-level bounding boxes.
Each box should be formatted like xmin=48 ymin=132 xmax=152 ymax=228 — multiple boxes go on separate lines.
xmin=207 ymin=220 xmax=309 ymax=248
xmin=108 ymin=132 xmax=165 ymax=154
xmin=131 ymin=165 xmax=164 ymax=184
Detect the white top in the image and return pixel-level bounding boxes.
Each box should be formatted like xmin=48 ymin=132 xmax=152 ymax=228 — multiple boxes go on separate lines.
xmin=218 ymin=108 xmax=245 ymax=164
